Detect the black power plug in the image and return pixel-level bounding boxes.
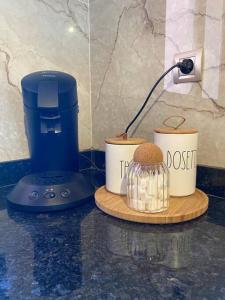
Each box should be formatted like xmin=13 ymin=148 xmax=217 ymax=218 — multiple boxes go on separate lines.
xmin=124 ymin=58 xmax=195 ymax=134
xmin=178 ymin=59 xmax=194 ymax=74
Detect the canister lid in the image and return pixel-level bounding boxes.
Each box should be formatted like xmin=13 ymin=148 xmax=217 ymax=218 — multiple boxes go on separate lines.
xmin=105 ymin=137 xmax=147 ymax=145
xmin=154 ymin=127 xmax=198 ymax=134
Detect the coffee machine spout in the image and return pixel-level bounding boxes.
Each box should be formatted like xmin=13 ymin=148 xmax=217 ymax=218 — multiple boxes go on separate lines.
xmin=40 ymin=115 xmax=62 ymax=134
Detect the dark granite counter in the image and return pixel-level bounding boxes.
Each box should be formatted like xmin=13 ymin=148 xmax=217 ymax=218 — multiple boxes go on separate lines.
xmin=0 ymin=155 xmax=225 ymax=299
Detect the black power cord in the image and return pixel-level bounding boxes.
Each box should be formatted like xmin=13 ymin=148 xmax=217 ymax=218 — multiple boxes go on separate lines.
xmin=125 ymin=59 xmax=194 ymax=135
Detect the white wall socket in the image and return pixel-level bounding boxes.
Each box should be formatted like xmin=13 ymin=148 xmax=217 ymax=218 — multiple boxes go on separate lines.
xmin=173 ymin=48 xmax=203 ymax=84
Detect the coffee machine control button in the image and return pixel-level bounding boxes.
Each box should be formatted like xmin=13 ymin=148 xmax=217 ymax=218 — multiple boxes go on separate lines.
xmin=29 ymin=191 xmax=39 ymax=200
xmin=60 ymin=189 xmax=70 ymax=198
xmin=44 ymin=192 xmax=56 ymax=199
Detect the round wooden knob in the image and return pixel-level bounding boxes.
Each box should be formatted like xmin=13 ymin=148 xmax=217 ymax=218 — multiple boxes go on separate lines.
xmin=133 ymin=143 xmax=163 ymax=165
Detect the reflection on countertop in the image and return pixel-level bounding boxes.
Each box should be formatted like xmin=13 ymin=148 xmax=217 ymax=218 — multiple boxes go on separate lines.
xmin=0 ymin=169 xmax=225 ymax=299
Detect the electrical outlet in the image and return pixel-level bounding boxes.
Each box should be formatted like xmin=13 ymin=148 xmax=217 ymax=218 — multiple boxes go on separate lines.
xmin=173 ymin=48 xmax=203 ymax=84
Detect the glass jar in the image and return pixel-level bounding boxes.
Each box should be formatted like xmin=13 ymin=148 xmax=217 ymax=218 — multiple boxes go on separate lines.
xmin=126 ymin=161 xmax=169 ymax=213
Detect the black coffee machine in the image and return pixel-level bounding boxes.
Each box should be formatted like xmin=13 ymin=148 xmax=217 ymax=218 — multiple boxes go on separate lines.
xmin=7 ymin=71 xmax=94 ymax=212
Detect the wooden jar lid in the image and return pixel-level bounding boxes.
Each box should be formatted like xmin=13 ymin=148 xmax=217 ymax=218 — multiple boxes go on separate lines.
xmin=154 ymin=127 xmax=198 ymax=134
xmin=105 ymin=137 xmax=147 ymax=145
xmin=133 ymin=143 xmax=163 ymax=165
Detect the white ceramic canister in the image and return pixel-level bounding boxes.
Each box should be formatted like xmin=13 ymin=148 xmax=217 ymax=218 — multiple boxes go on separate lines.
xmin=154 ymin=127 xmax=198 ymax=196
xmin=105 ymin=137 xmax=147 ymax=195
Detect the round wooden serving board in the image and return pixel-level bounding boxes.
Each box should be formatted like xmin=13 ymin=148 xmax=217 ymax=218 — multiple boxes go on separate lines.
xmin=95 ymin=186 xmax=209 ymax=224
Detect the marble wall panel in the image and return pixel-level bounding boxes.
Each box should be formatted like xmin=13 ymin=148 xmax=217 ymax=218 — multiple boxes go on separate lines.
xmin=90 ymin=0 xmax=225 ymax=168
xmin=0 ymin=0 xmax=91 ymax=162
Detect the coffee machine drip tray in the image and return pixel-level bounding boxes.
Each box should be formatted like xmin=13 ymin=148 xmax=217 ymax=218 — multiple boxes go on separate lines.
xmin=7 ymin=171 xmax=95 ymax=212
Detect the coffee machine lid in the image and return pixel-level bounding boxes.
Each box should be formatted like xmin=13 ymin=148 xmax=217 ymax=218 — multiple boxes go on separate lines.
xmin=21 ymin=71 xmax=78 ymax=110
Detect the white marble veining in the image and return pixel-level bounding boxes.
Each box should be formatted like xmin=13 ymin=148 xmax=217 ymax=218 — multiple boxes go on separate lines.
xmin=0 ymin=0 xmax=91 ymax=162
xmin=90 ymin=0 xmax=225 ymax=168
xmin=1 ymin=0 xmax=225 ymax=168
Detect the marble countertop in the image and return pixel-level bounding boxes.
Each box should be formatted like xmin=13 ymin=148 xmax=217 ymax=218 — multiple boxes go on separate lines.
xmin=0 ymin=169 xmax=225 ymax=300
